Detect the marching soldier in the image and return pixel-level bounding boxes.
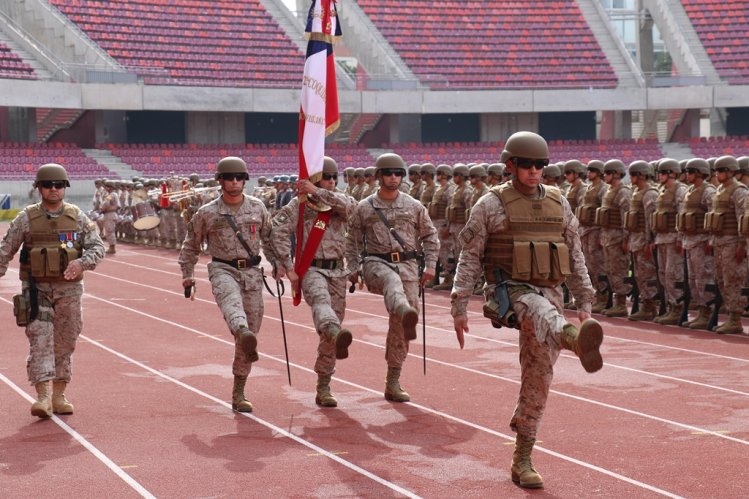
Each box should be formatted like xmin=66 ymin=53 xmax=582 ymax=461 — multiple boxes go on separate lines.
xmin=486 ymin=163 xmax=504 ymax=187
xmin=360 ymin=166 xmax=379 ymax=199
xmin=430 ymin=164 xmax=455 ymax=289
xmin=407 ymin=163 xmax=423 ymax=200
xmin=563 ymin=160 xmax=586 ymax=214
xmin=179 ymin=157 xmax=278 ymax=412
xmin=450 ymin=132 xmax=602 ymax=489
xmin=100 ymin=180 xmax=120 ymax=254
xmin=346 ymin=153 xmax=439 ymax=403
xmin=343 ymin=167 xmax=356 ymax=196
xmin=271 ymin=157 xmax=357 ymax=407
xmin=0 ymin=164 xmax=105 ymax=419
xmin=577 ymin=160 xmax=609 ymax=312
xmin=418 ymin=163 xmax=437 ymax=208
xmin=438 ymin=164 xmax=472 ymax=291
xmin=351 ymin=168 xmax=366 ymax=201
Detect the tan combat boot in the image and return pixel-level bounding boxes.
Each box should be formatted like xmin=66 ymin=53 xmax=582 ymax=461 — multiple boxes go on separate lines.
xmin=687 ymin=306 xmax=711 ymax=330
xmin=52 ymin=381 xmax=74 ymax=414
xmin=628 ymin=299 xmax=657 ymax=321
xmin=715 ymin=312 xmax=744 ymax=335
xmin=384 ymin=366 xmax=410 ymax=402
xmin=604 ymin=293 xmax=628 ymax=318
xmin=231 ymin=376 xmax=253 ymax=412
xmin=323 ymin=324 xmax=353 ymax=360
xmin=315 ymin=374 xmax=337 ymax=407
xmin=396 ymin=304 xmax=419 ymax=341
xmin=590 ymin=291 xmax=608 ymax=314
xmin=560 ymin=319 xmax=604 ymax=373
xmin=653 ymin=304 xmax=672 ymax=324
xmin=511 ymin=434 xmax=543 ymax=489
xmin=30 ymin=381 xmax=53 ymax=419
xmin=433 ymin=273 xmax=453 ymax=291
xmin=237 ymin=326 xmax=259 ymax=362
xmin=105 ymin=245 xmax=116 ymax=255
xmin=656 ymin=303 xmax=682 ymax=326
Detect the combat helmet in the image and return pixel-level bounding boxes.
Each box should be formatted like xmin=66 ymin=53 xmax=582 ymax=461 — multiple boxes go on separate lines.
xmin=714 ymin=155 xmax=739 ymax=172
xmin=564 ymin=159 xmax=585 ymax=175
xmin=500 ymin=131 xmax=549 ymax=163
xmin=603 ymin=159 xmax=626 ymax=176
xmin=436 ymin=164 xmax=452 ymax=178
xmin=452 ymin=164 xmax=470 ymax=177
xmin=214 ymin=156 xmax=249 ymax=181
xmin=34 ymin=163 xmax=70 ymax=188
xmin=657 ymin=158 xmax=681 ymax=174
xmin=685 ymin=158 xmax=710 ymax=176
xmin=468 ymin=164 xmax=487 ymax=178
xmin=375 ymin=153 xmax=406 ymax=173
xmin=587 ymin=160 xmax=605 ymax=173
xmin=628 ymin=160 xmax=653 ymax=177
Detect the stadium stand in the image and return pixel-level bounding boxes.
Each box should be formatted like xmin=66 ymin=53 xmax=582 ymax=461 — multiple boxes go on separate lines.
xmin=48 ymin=0 xmax=304 ymax=88
xmin=0 ymin=41 xmax=36 ymax=80
xmin=681 ymin=0 xmax=749 ymax=85
xmin=0 ymin=143 xmax=109 ymax=180
xmin=681 ymin=135 xmax=749 ymax=158
xmin=355 ymin=0 xmax=618 ymax=89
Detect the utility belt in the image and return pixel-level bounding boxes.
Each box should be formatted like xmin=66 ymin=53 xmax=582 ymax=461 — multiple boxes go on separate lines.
xmin=367 ymin=251 xmax=418 ymax=263
xmin=211 ymin=255 xmax=261 ymax=270
xmin=310 ymin=258 xmax=344 ymax=270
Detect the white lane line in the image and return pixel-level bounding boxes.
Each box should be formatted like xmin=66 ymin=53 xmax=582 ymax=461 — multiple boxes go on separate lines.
xmin=79 ymin=335 xmax=421 ymax=499
xmin=0 ymin=372 xmax=156 ymax=499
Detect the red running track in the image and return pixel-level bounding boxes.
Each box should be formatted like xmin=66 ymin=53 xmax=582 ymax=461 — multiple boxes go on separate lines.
xmin=1 ymin=226 xmax=748 ymax=498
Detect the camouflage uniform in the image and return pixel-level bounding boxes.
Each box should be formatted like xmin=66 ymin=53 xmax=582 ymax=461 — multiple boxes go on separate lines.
xmin=100 ymin=188 xmax=120 ymax=247
xmin=597 ymin=182 xmax=632 ymax=299
xmin=626 ymin=184 xmax=659 ymax=301
xmin=429 ymin=181 xmax=455 ymax=274
xmin=653 ymin=182 xmax=687 ymax=307
xmin=679 ymin=182 xmax=716 ymax=308
xmin=178 ymin=194 xmax=275 ymax=378
xmin=577 ymin=179 xmax=608 ymax=296
xmin=446 ymin=180 xmax=473 ymax=275
xmin=0 ymin=203 xmax=105 ymax=385
xmin=271 ymin=188 xmax=356 ymax=377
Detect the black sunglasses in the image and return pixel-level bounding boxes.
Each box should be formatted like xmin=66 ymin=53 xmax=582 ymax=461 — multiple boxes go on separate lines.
xmin=380 ymin=168 xmax=405 ymax=177
xmin=512 ymin=157 xmax=549 ymax=170
xmin=469 ymin=174 xmax=482 ymax=179
xmin=604 ymin=170 xmax=617 ymax=175
xmin=715 ymin=167 xmax=730 ymax=173
xmin=686 ymin=168 xmax=700 ymax=174
xmin=40 ymin=181 xmax=67 ymax=189
xmin=219 ymin=173 xmax=248 ymax=181
xmin=322 ymin=173 xmax=337 ymax=181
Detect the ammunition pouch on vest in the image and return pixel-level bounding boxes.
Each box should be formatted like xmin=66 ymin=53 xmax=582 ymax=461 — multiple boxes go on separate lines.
xmin=677 ymin=184 xmax=709 ymax=234
xmin=576 ymin=182 xmax=604 ymax=226
xmin=624 ymin=210 xmax=646 ymax=232
xmin=706 ymin=180 xmax=745 ymax=235
xmin=13 ymin=293 xmax=29 ymax=327
xmin=566 ymin=182 xmax=582 ymax=213
xmin=19 ymin=204 xmax=83 ymax=283
xmin=447 ymin=187 xmax=468 ymax=224
xmin=595 ymin=184 xmax=626 ymax=229
xmin=428 ymin=188 xmax=448 ymax=220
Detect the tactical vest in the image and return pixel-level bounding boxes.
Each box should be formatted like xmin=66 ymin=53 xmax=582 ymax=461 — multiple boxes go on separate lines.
xmin=707 ymin=179 xmax=746 ymax=235
xmin=408 ymin=181 xmax=422 ymax=199
xmin=625 ymin=184 xmax=657 ymax=232
xmin=576 ymin=181 xmax=605 ymax=226
xmin=483 ymin=184 xmax=571 ymax=287
xmin=595 ymin=183 xmax=628 ymax=229
xmin=419 ymin=183 xmax=436 ymax=208
xmin=651 ymin=182 xmax=681 ymax=233
xmin=447 ymin=185 xmax=468 ymax=224
xmin=19 ymin=204 xmax=83 ymax=282
xmin=677 ymin=183 xmax=711 ymax=234
xmin=467 ymin=185 xmax=488 ymax=219
xmin=429 ymin=185 xmax=449 ymax=220
xmin=565 ymin=181 xmax=584 ymax=214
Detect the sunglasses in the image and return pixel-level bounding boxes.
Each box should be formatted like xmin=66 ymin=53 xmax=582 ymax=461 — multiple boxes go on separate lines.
xmin=685 ymin=168 xmax=700 ymax=174
xmin=715 ymin=167 xmax=730 ymax=173
xmin=322 ymin=173 xmax=337 ymax=181
xmin=380 ymin=168 xmax=405 ymax=177
xmin=512 ymin=157 xmax=549 ymax=170
xmin=219 ymin=173 xmax=248 ymax=181
xmin=604 ymin=170 xmax=617 ymax=175
xmin=469 ymin=174 xmax=482 ymax=179
xmin=40 ymin=181 xmax=67 ymax=189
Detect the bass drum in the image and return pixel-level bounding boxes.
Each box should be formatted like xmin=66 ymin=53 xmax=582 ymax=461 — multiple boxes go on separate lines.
xmin=132 ymin=202 xmax=160 ymax=230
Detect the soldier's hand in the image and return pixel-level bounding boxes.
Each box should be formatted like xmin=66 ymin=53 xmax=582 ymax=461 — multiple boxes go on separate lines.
xmin=453 ymin=314 xmax=468 ymax=349
xmin=63 ymin=260 xmax=84 ymax=281
xmin=287 ymin=270 xmax=299 ymax=289
xmin=578 ymin=310 xmax=592 ymax=323
xmin=420 ymin=268 xmax=435 ymax=287
xmin=298 ymin=179 xmax=317 ymax=196
xmin=273 ymin=266 xmax=286 ymax=280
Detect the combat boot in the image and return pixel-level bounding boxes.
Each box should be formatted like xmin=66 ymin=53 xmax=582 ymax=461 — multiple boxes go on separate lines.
xmin=384 ymin=366 xmax=410 ymax=402
xmin=323 ymin=324 xmax=353 ymax=360
xmin=653 ymin=304 xmax=672 ymax=324
xmin=687 ymin=306 xmax=711 ymax=330
xmin=590 ymin=291 xmax=608 ymax=314
xmin=433 ymin=273 xmax=453 ymax=291
xmin=396 ymin=304 xmax=419 ymax=341
xmin=424 ymin=275 xmax=438 ymax=289
xmin=30 ymin=381 xmax=53 ymax=419
xmin=51 ymin=381 xmax=74 ymax=414
xmin=231 ymin=376 xmax=253 ymax=412
xmin=715 ymin=312 xmax=744 ymax=335
xmin=511 ymin=434 xmax=543 ymax=489
xmin=604 ymin=294 xmax=628 ymax=318
xmin=105 ymin=244 xmax=116 ymax=255
xmin=656 ymin=303 xmax=681 ymax=326
xmin=315 ymin=374 xmax=337 ymax=407
xmin=560 ymin=319 xmax=604 ymax=373
xmin=628 ymin=299 xmax=657 ymax=321
xmin=237 ymin=326 xmax=259 ymax=362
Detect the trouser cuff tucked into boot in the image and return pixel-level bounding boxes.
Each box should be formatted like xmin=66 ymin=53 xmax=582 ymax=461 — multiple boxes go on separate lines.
xmin=511 ymin=434 xmax=543 ymax=489
xmin=384 ymin=366 xmax=410 ymax=402
xmin=561 ymin=319 xmax=604 ymax=373
xmin=31 ymin=381 xmax=53 ymax=419
xmin=52 ymin=381 xmax=74 ymax=414
xmin=315 ymin=374 xmax=338 ymax=407
xmin=232 ymin=376 xmax=253 ymax=412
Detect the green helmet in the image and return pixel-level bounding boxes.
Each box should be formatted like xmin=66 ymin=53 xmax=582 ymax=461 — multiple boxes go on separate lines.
xmin=344 ymin=167 xmax=355 ymax=177
xmin=420 ymin=163 xmax=436 ymax=176
xmin=603 ymin=159 xmax=626 ymax=176
xmin=685 ymin=158 xmax=710 ymax=176
xmin=736 ymin=156 xmax=749 ymax=174
xmin=487 ymin=163 xmax=505 ymax=177
xmin=543 ymin=164 xmax=562 ymax=178
xmin=564 ymin=159 xmax=585 ymax=174
xmin=375 ymin=153 xmax=406 ymax=173
xmin=452 ymin=164 xmax=470 ymax=177
xmin=34 ymin=163 xmax=70 ymax=187
xmin=364 ymin=166 xmax=376 ymax=177
xmin=714 ymin=155 xmax=739 ymax=172
xmin=322 ymin=156 xmax=338 ymax=175
xmin=657 ymin=158 xmax=681 ymax=174
xmin=257 ymin=176 xmax=267 ymax=184
xmin=587 ymin=160 xmax=605 ymax=173
xmin=436 ymin=164 xmax=452 ymax=178
xmin=500 ymin=131 xmax=549 ymax=163
xmin=628 ymin=160 xmax=653 ymax=177
xmin=468 ymin=164 xmax=487 ymax=178
xmin=215 ymin=156 xmax=249 ymax=180
xmin=354 ymin=168 xmax=365 ymax=178
xmin=408 ymin=163 xmax=421 ymax=175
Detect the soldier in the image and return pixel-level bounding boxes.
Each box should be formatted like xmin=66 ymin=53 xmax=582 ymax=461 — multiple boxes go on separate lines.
xmin=651 ymin=159 xmax=688 ymax=325
xmin=178 ymin=157 xmax=278 ymax=412
xmin=271 ymin=157 xmax=356 ymax=407
xmin=542 ymin=163 xmax=564 ymax=192
xmin=563 ymin=160 xmax=586 ymax=214
xmin=737 ymin=156 xmax=749 ymax=187
xmin=437 ymin=164 xmax=472 ymax=290
xmin=100 ymin=180 xmax=120 ymax=254
xmin=577 ymin=160 xmax=609 ymax=312
xmin=596 ymin=159 xmax=632 ymax=317
xmin=346 ymin=153 xmax=439 ymax=402
xmin=418 ymin=163 xmax=437 ymax=208
xmin=429 ymin=164 xmax=455 ymax=289
xmin=407 ymin=163 xmax=423 ymax=200
xmin=468 ymin=163 xmax=489 ymax=295
xmin=343 ymin=167 xmax=356 ymax=196
xmin=351 ymin=168 xmax=366 ymax=201
xmin=678 ymin=158 xmax=716 ymax=329
xmin=486 ymin=163 xmax=504 ymax=187
xmin=625 ymin=161 xmax=660 ymax=321
xmin=707 ymin=155 xmax=748 ymax=334
xmin=253 ymin=176 xmax=267 ymax=198
xmin=450 ymin=132 xmax=602 ymax=489
xmin=359 ymin=166 xmax=377 ymax=199
xmin=0 ymin=164 xmax=105 ymax=419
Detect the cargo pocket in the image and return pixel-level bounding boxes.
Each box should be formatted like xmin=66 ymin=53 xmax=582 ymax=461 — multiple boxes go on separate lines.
xmin=512 ymin=241 xmax=532 ymax=281
xmin=551 ymin=243 xmax=571 ymax=283
xmin=531 ymin=242 xmax=551 ymax=281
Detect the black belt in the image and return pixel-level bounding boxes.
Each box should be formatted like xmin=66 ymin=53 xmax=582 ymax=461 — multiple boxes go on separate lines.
xmin=212 ymin=256 xmax=261 ymax=270
xmin=368 ymin=251 xmax=418 ymax=263
xmin=310 ymin=258 xmax=343 ymax=270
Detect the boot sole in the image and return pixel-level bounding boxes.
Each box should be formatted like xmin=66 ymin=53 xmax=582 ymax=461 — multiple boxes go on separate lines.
xmin=315 ymin=396 xmax=338 ymax=408
xmin=31 ymin=406 xmax=52 ymax=419
xmin=232 ymin=403 xmax=253 ymax=413
xmin=578 ymin=319 xmax=604 ymax=373
xmin=511 ymin=471 xmax=544 ymax=489
xmin=335 ymin=329 xmax=353 ymax=360
xmin=384 ymin=391 xmax=411 ymax=403
xmin=401 ymin=309 xmax=419 ymax=341
xmin=240 ymin=332 xmax=259 ymax=363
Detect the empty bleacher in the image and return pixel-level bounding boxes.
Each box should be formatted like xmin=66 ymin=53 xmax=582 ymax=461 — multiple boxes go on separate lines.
xmin=355 ymin=0 xmax=618 ymax=90
xmin=0 ymin=142 xmax=109 ymax=181
xmin=681 ymin=136 xmax=749 ymax=158
xmin=0 ymin=42 xmax=36 ymax=80
xmin=682 ymin=0 xmax=749 ymax=85
xmin=48 ymin=0 xmax=304 ymax=88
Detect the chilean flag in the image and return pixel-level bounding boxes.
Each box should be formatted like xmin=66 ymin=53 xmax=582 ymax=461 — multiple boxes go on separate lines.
xmin=293 ymin=0 xmax=341 ymax=305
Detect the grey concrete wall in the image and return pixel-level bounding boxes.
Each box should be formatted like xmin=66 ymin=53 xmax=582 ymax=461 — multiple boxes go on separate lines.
xmin=186 ymin=112 xmax=245 ymax=144
xmin=94 ymin=110 xmax=127 ymax=144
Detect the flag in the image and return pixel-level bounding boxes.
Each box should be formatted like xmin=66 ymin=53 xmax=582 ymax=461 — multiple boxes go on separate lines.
xmin=293 ymin=0 xmax=341 ymax=306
